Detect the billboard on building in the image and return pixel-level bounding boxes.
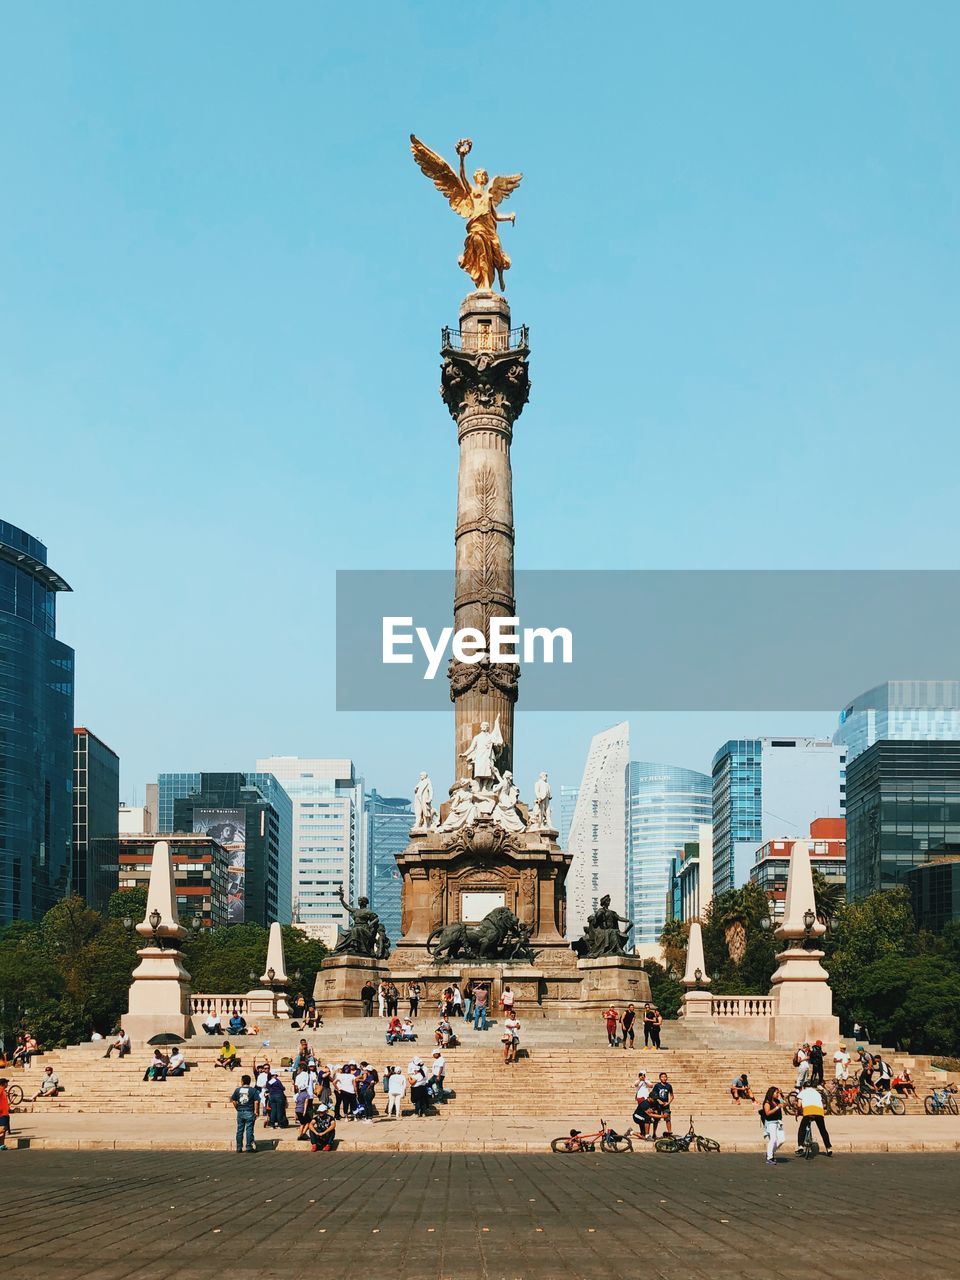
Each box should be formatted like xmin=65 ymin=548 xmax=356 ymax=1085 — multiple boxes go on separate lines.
xmin=193 ymin=808 xmax=245 ymax=923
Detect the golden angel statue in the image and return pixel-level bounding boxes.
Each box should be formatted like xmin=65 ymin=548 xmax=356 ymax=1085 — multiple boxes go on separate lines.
xmin=410 ymin=135 xmax=522 ymax=292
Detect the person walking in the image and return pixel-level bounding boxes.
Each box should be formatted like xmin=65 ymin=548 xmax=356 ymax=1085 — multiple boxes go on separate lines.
xmin=502 ymin=1015 xmax=521 ymax=1064
xmin=230 ymin=1074 xmax=261 ymax=1153
xmin=473 ymin=984 xmax=489 ymax=1031
xmin=796 ymin=1083 xmax=833 ymax=1156
xmin=620 ymin=1004 xmax=636 ymax=1050
xmin=408 ymin=981 xmax=421 ymax=1017
xmin=761 ymin=1086 xmax=785 ymax=1165
xmin=603 ymin=1006 xmax=619 ymax=1047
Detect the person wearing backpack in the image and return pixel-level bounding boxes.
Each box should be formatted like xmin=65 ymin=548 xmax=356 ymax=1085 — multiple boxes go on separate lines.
xmin=230 ymin=1075 xmax=261 ymax=1153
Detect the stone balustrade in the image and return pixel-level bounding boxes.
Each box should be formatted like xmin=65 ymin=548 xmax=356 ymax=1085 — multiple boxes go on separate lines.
xmin=711 ymin=994 xmax=775 ymax=1019
xmin=191 ymin=991 xmax=289 ymax=1021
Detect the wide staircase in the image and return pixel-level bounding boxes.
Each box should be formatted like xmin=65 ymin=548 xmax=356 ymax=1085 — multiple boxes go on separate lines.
xmin=13 ymin=1017 xmax=952 ymax=1120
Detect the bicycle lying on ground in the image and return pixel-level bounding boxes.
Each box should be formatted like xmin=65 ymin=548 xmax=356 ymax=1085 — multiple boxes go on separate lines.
xmin=655 ymin=1116 xmax=720 ymax=1153
xmin=3 ymin=1082 xmax=23 ymax=1107
xmin=923 ymin=1083 xmax=958 ymax=1115
xmin=550 ymin=1118 xmax=634 ymax=1153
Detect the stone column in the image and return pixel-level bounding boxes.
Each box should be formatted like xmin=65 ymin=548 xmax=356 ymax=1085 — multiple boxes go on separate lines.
xmin=681 ymin=920 xmax=712 ymax=1020
xmin=441 ymin=292 xmax=529 ymax=776
xmin=125 ymin=840 xmax=194 ymax=1041
xmin=768 ymin=839 xmax=839 ymax=1044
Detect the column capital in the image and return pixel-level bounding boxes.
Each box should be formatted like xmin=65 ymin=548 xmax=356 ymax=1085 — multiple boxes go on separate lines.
xmin=440 ymin=348 xmax=530 ymax=423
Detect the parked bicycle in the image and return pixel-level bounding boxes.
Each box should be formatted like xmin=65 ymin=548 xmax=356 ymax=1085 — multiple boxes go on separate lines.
xmin=869 ymin=1089 xmax=906 ymax=1116
xmin=827 ymin=1080 xmax=871 ymax=1115
xmin=923 ymin=1083 xmax=958 ymax=1116
xmin=655 ymin=1116 xmax=720 ymax=1154
xmin=550 ymin=1118 xmax=634 ymax=1153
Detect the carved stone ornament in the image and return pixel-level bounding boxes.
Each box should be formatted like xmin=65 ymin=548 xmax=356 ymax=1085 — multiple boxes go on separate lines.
xmin=448 ymin=653 xmax=520 ymax=703
xmin=441 ymin=348 xmax=530 ymax=422
xmin=443 ymin=819 xmax=517 ymax=860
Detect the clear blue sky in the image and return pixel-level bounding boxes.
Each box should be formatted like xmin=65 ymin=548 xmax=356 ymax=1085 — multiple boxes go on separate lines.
xmin=3 ymin=3 xmax=958 ymax=802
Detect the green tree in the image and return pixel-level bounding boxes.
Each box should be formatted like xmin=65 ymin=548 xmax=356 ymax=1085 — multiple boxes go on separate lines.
xmin=658 ymin=918 xmax=688 ymax=977
xmin=645 ymin=960 xmax=684 ymax=1019
xmin=108 ymin=886 xmax=148 ymax=921
xmin=701 ymin=882 xmax=778 ymax=993
xmin=824 ymin=886 xmax=919 ymax=1028
xmin=855 ymin=954 xmax=960 ymax=1053
xmin=811 ymin=869 xmax=844 ymax=931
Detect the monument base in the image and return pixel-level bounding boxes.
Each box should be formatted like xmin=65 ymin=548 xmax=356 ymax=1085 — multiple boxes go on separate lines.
xmin=680 ymin=988 xmax=713 ymax=1020
xmin=314 ymin=954 xmax=392 ymax=1017
xmin=574 ymin=956 xmax=652 ymax=1014
xmin=769 ymin=945 xmax=840 ymax=1047
xmin=125 ymin=944 xmax=194 ymax=1041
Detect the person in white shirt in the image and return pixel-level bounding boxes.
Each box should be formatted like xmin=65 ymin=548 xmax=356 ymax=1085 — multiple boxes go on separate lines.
xmin=797 ymin=1084 xmax=833 ymax=1155
xmin=501 ymin=985 xmax=516 ymax=1014
xmin=430 ymin=1050 xmax=447 ymax=1102
xmin=502 ymin=1016 xmax=521 ymax=1064
xmin=635 ymin=1072 xmax=652 ymax=1102
xmin=104 ymin=1029 xmax=131 ymax=1059
xmin=168 ymin=1050 xmax=187 ymax=1077
xmin=201 ymin=1013 xmax=222 ymax=1036
xmin=386 ymin=1066 xmax=406 ymax=1118
xmin=795 ymin=1044 xmax=812 ymax=1088
xmin=451 ymin=985 xmax=463 ymax=1015
xmin=833 ymin=1045 xmax=851 ymax=1082
xmin=335 ymin=1065 xmax=357 ymax=1120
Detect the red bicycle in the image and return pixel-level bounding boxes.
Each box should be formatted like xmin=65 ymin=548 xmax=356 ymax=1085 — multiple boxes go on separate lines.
xmin=550 ymin=1118 xmax=634 ymax=1153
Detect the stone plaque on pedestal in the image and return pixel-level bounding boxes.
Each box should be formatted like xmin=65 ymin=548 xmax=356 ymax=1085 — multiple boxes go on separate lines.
xmin=575 ymin=956 xmax=652 ymax=1014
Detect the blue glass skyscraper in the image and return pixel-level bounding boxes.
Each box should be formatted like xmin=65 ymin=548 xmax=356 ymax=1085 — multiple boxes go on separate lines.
xmin=365 ymin=789 xmax=412 ymax=944
xmin=0 ymin=519 xmax=74 ymax=923
xmin=626 ymin=762 xmax=712 ymax=951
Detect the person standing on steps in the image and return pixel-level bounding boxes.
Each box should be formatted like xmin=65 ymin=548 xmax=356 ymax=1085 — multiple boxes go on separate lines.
xmin=408 ymin=980 xmax=421 ymax=1017
xmin=603 ymin=1006 xmax=619 ymax=1047
xmin=462 ymin=979 xmax=474 ymax=1022
xmin=651 ymin=1005 xmax=663 ymax=1050
xmin=642 ymin=1003 xmax=658 ymax=1048
xmin=360 ymin=982 xmax=376 ymax=1017
xmin=230 ymin=1074 xmax=261 ymax=1153
xmin=796 ymin=1083 xmax=833 ymax=1156
xmin=473 ymin=984 xmax=489 ymax=1031
xmin=808 ymin=1040 xmax=825 ymax=1086
xmin=620 ymin=1004 xmax=636 ymax=1050
xmin=761 ymin=1086 xmax=785 ymax=1164
xmin=651 ymin=1071 xmax=674 ymax=1135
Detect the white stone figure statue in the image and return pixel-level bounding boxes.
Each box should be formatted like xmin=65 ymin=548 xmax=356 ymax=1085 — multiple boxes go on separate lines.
xmin=461 ymin=714 xmax=503 ymax=787
xmin=532 ymin=771 xmax=552 ymax=828
xmin=492 ymin=769 xmax=525 ymax=833
xmin=439 ymin=778 xmax=480 ymax=831
xmin=413 ymin=771 xmax=434 ymax=829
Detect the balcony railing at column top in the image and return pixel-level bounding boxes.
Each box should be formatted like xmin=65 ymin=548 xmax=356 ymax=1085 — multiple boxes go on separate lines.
xmin=441 ymin=325 xmax=529 ymax=353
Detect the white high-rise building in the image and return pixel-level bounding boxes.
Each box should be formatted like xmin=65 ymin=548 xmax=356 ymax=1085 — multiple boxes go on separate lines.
xmin=567 ymin=722 xmax=630 ymax=939
xmin=255 ymin=756 xmax=363 ymax=945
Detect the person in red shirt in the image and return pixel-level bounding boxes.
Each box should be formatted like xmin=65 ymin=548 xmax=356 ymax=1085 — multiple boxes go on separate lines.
xmin=385 ymin=1014 xmax=404 ymax=1045
xmin=603 ymin=1007 xmax=619 ymax=1047
xmin=0 ymin=1078 xmax=10 ymax=1151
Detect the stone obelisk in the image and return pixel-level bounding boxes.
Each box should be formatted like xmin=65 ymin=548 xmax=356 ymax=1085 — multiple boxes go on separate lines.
xmin=441 ymin=292 xmax=529 ymax=777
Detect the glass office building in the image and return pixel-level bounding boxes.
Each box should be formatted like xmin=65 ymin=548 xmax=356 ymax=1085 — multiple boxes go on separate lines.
xmin=158 ymin=768 xmax=291 ymax=921
xmin=845 ymin=740 xmax=960 ymax=900
xmin=835 ymin=681 xmax=960 ymax=763
xmin=0 ymin=519 xmax=74 ymax=923
xmin=72 ymin=727 xmax=120 ymax=911
xmin=712 ymin=737 xmax=845 ymax=896
xmin=365 ymin=789 xmax=412 ymax=945
xmin=257 ymin=757 xmax=363 ymax=942
xmin=627 ymin=762 xmax=712 ymax=951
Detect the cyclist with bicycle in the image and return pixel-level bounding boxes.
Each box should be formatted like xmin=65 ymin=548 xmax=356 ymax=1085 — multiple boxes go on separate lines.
xmin=796 ymin=1083 xmax=833 ymax=1157
xmin=0 ymin=1077 xmax=10 ymax=1151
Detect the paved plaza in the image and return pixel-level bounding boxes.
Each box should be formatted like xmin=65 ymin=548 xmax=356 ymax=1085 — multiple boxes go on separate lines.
xmin=1 ymin=1151 xmax=958 ymax=1280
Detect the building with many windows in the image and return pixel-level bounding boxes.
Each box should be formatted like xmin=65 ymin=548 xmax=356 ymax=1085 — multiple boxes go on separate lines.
xmin=845 ymin=740 xmax=960 ymax=900
xmin=365 ymin=789 xmax=412 ymax=945
xmin=627 ymin=762 xmax=712 ymax=954
xmin=712 ymin=737 xmax=845 ymax=896
xmin=172 ymin=773 xmax=285 ymax=926
xmin=558 ymin=785 xmax=579 ymax=849
xmin=256 ymin=756 xmax=363 ymax=944
xmin=72 ymin=727 xmax=120 ymax=911
xmin=676 ymin=824 xmax=714 ymax=923
xmin=0 ymin=519 xmax=74 ymax=923
xmin=158 ymin=769 xmax=291 ymax=921
xmin=749 ymin=817 xmax=846 ymax=919
xmin=835 ymin=680 xmax=960 ymax=764
xmin=567 ymin=723 xmax=630 ymax=938
xmin=906 ymin=855 xmax=960 ymax=932
xmin=118 ymin=833 xmax=229 ymax=927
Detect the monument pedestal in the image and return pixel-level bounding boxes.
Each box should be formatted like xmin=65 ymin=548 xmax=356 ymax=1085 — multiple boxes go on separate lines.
xmin=574 ymin=956 xmax=652 ymax=1014
xmin=769 ymin=944 xmax=840 ymax=1046
xmin=125 ymin=945 xmax=194 ymax=1041
xmin=680 ymin=988 xmax=713 ymax=1020
xmin=315 ymin=954 xmax=392 ymax=1018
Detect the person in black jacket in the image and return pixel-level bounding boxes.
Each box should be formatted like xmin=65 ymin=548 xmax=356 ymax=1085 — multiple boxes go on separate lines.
xmin=808 ymin=1040 xmax=825 ymax=1086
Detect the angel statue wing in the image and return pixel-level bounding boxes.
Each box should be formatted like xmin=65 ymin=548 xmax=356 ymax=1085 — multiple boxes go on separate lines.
xmin=489 ymin=173 xmax=523 ymax=205
xmin=410 ymin=135 xmax=471 ymax=216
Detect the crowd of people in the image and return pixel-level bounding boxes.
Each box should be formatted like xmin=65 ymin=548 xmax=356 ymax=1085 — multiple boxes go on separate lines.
xmin=226 ymin=1037 xmax=451 ymax=1152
